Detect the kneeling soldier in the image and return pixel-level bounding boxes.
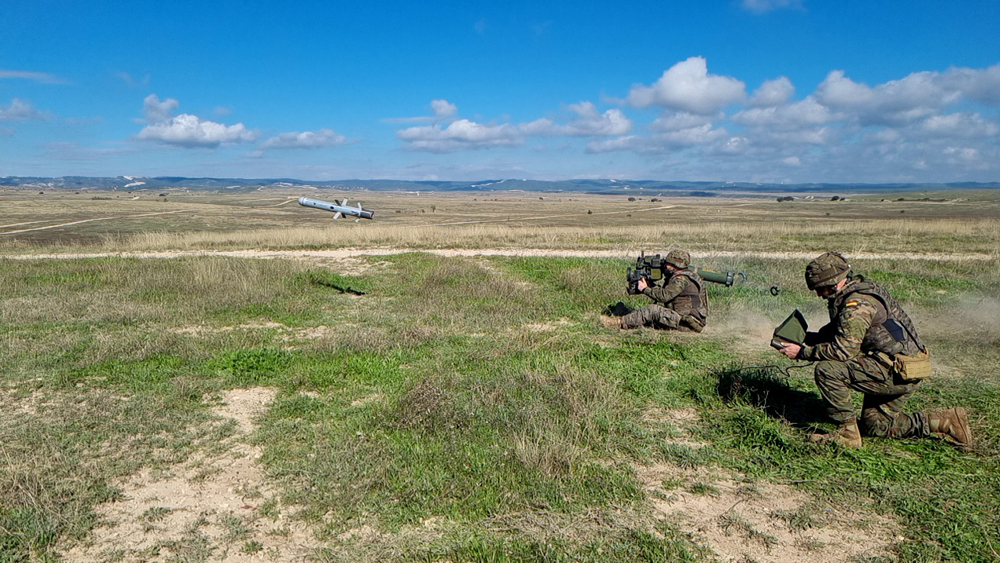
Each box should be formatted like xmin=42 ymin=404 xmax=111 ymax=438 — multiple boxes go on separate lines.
xmin=776 ymin=251 xmax=972 ymax=449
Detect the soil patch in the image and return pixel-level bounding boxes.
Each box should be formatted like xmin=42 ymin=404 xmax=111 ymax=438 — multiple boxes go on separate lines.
xmin=637 ymin=463 xmax=899 ymax=562
xmin=59 ymin=387 xmax=322 ymax=562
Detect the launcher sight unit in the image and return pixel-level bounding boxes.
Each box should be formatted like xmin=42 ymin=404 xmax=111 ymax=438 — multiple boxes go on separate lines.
xmin=626 ymin=251 xmax=747 ymax=295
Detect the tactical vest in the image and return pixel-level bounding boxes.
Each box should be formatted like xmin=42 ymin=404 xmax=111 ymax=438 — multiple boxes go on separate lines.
xmin=829 ymin=276 xmax=925 ymax=357
xmin=669 ymin=270 xmax=709 ymax=321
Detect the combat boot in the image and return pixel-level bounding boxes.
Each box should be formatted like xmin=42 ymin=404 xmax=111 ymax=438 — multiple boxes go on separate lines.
xmin=928 ymin=407 xmax=973 ymax=451
xmin=810 ymin=418 xmax=862 ymax=448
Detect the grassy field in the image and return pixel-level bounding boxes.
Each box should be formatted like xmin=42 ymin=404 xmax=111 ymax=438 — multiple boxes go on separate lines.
xmin=2 ymin=187 xmax=999 ymax=562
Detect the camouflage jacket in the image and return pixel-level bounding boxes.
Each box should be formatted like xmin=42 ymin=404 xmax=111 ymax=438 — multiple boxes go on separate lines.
xmin=643 ymin=270 xmax=709 ymax=321
xmin=800 ymin=276 xmax=923 ymax=362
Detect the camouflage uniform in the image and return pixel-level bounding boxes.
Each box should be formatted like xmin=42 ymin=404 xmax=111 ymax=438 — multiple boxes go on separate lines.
xmin=799 ymin=275 xmax=931 ymax=438
xmin=621 ymin=250 xmax=708 ymax=332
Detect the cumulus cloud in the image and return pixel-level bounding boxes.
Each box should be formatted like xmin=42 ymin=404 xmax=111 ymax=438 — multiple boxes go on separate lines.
xmin=749 ymin=77 xmax=795 ymax=107
xmin=260 ymin=128 xmax=347 ymax=149
xmin=141 ymin=94 xmax=179 ymax=124
xmin=733 ymin=97 xmax=833 ymax=130
xmin=813 ymin=68 xmax=978 ymax=127
xmin=397 ymin=119 xmax=523 ymax=152
xmin=656 ymin=123 xmax=729 ymax=146
xmin=385 ymin=98 xmax=459 ymax=124
xmin=137 ymin=94 xmax=255 ymax=148
xmin=522 ymin=102 xmax=632 ymax=136
xmin=919 ymin=112 xmax=999 ymax=139
xmin=941 ymin=63 xmax=1000 ymax=105
xmin=432 ymin=99 xmax=458 ymax=119
xmin=394 ymin=58 xmax=999 ymax=182
xmin=585 ymin=135 xmax=643 ymax=154
xmin=627 ymin=57 xmax=746 ymax=114
xmin=0 ymin=98 xmax=46 ymax=121
xmin=397 ymin=100 xmax=632 ymax=152
xmin=649 ymin=112 xmax=716 ymax=133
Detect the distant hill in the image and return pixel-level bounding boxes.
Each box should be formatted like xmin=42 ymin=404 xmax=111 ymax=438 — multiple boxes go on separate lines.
xmin=2 ymin=175 xmax=998 ymax=196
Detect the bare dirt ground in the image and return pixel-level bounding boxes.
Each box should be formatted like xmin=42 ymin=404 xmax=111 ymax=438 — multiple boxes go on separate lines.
xmin=60 ymin=387 xmax=323 ymax=562
xmin=639 ymin=408 xmax=900 ymax=562
xmin=637 ymin=463 xmax=899 ymax=563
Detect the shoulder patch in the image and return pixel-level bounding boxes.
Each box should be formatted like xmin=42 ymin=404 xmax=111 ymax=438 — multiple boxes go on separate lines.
xmin=845 ymin=300 xmax=859 ymax=308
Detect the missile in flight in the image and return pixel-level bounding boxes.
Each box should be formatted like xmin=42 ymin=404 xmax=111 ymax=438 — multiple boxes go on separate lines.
xmin=298 ymin=196 xmax=375 ymax=220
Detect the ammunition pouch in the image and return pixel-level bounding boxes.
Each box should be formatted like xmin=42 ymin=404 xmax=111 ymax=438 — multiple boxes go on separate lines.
xmin=893 ymin=350 xmax=932 ymax=381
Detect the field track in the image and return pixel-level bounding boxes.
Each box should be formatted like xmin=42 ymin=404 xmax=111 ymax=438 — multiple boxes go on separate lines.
xmin=3 ymin=248 xmax=994 ymax=261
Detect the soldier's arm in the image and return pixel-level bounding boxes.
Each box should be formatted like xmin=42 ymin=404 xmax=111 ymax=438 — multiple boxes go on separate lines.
xmin=803 ymin=322 xmax=837 ymax=345
xmin=799 ymin=297 xmax=877 ymax=361
xmin=643 ymin=274 xmax=688 ymax=304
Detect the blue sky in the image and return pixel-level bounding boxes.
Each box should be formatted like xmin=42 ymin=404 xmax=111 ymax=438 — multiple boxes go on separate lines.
xmin=3 ymin=0 xmax=999 ymax=183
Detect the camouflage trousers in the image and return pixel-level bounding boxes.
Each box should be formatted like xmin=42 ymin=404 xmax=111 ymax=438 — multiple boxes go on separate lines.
xmin=814 ymin=356 xmax=931 ymax=439
xmin=620 ymin=304 xmax=705 ymax=332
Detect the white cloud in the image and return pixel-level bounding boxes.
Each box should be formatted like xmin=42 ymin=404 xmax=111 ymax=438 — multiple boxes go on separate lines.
xmin=733 ymin=97 xmax=833 ymax=130
xmin=431 ymin=99 xmax=458 ymax=119
xmin=385 ymin=99 xmax=459 ymax=124
xmin=260 ymin=128 xmax=347 ymax=149
xmin=142 ymin=94 xmax=179 ymax=124
xmin=920 ymin=112 xmax=999 ymax=139
xmin=585 ymin=136 xmax=642 ymax=153
xmin=522 ymin=102 xmax=632 ymax=136
xmin=0 ymin=98 xmax=46 ymax=121
xmin=0 ymin=69 xmax=62 ymax=84
xmin=940 ymin=63 xmax=1000 ymax=105
xmin=815 ymin=69 xmax=964 ymax=127
xmin=397 ymin=119 xmax=523 ymax=152
xmin=749 ymin=77 xmax=795 ymax=107
xmin=117 ymin=71 xmax=150 ymax=88
xmin=656 ymin=123 xmax=729 ymax=146
xmin=649 ymin=112 xmax=716 ymax=133
xmin=741 ymin=0 xmax=804 ymax=14
xmin=397 ymin=101 xmax=631 ymax=152
xmin=137 ymin=94 xmax=255 ymax=148
xmin=626 ymin=57 xmax=745 ymax=114
xmin=719 ymin=136 xmax=750 ymax=155
xmin=391 ymin=59 xmax=1000 ymax=182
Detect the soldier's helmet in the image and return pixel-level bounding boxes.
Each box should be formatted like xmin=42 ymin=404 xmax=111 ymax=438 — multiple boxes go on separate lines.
xmin=805 ymin=251 xmax=850 ymax=290
xmin=664 ymin=250 xmax=690 ymax=269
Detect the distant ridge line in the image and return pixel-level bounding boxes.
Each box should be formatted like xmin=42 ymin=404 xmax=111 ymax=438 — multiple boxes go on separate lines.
xmin=3 ymin=176 xmax=999 ymax=195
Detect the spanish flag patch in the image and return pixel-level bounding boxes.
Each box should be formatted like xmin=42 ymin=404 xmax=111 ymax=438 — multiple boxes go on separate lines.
xmin=845 ymin=300 xmax=859 ymax=308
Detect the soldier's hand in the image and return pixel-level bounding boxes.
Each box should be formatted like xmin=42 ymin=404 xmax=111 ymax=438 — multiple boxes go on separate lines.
xmin=778 ymin=342 xmax=802 ymax=360
xmin=637 ymin=277 xmax=649 ymax=291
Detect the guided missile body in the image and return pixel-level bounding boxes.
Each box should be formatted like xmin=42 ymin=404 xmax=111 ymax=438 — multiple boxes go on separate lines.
xmin=298 ymin=196 xmax=374 ymax=220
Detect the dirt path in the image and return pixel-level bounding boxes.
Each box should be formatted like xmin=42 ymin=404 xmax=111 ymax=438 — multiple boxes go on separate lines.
xmin=0 ymin=210 xmax=193 ymax=235
xmin=4 ymin=247 xmax=995 ymax=262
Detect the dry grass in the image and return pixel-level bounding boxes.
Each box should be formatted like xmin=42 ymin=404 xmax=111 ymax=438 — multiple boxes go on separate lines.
xmin=3 ymin=188 xmax=999 ymax=256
